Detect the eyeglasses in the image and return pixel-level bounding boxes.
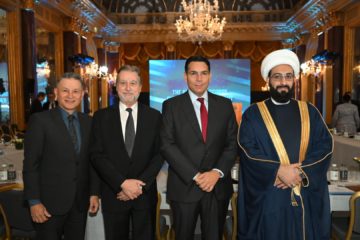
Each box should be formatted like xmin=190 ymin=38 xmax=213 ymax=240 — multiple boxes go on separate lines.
xmin=270 ymin=73 xmax=294 ymax=82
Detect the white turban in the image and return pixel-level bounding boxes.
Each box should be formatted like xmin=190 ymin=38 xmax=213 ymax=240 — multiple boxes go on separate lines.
xmin=260 ymin=49 xmax=300 ymax=81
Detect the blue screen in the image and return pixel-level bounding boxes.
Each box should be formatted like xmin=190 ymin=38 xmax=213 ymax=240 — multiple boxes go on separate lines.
xmin=149 ymin=59 xmax=251 ymax=116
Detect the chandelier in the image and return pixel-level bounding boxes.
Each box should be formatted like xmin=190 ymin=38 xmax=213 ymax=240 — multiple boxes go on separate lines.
xmin=175 ymin=0 xmax=226 ymax=45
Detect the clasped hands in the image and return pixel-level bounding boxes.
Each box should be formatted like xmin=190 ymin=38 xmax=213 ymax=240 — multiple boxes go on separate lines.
xmin=117 ymin=179 xmax=145 ymax=201
xmin=194 ymin=170 xmax=221 ymax=192
xmin=274 ymin=163 xmax=302 ymax=189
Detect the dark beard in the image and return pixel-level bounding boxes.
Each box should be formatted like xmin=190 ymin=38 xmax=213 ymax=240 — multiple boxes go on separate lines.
xmin=269 ymin=84 xmax=294 ymax=103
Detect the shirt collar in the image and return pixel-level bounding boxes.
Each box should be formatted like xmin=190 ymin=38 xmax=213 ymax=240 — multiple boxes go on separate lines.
xmin=119 ymin=101 xmax=138 ymax=112
xmin=58 ymin=107 xmax=78 ymax=119
xmin=188 ymin=90 xmax=208 ymax=103
xmin=270 ymin=97 xmax=290 ymax=105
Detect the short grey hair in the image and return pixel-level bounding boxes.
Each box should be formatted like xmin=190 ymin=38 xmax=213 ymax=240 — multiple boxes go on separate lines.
xmin=116 ymin=65 xmax=142 ymax=85
xmin=57 ymin=72 xmax=85 ymax=89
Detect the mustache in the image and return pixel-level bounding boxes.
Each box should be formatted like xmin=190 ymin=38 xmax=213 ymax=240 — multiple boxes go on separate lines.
xmin=275 ymin=85 xmax=290 ymax=91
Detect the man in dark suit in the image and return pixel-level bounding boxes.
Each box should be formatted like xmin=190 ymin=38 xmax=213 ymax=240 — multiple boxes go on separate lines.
xmin=161 ymin=56 xmax=238 ymax=240
xmin=43 ymin=92 xmax=58 ymax=110
xmin=91 ymin=65 xmax=163 ymax=240
xmin=30 ymin=92 xmax=45 ymax=115
xmin=23 ymin=72 xmax=100 ymax=240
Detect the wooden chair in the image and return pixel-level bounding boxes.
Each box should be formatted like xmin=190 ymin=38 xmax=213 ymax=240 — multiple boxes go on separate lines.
xmin=332 ymin=191 xmax=360 ymax=240
xmin=0 ymin=190 xmax=36 ymax=240
xmin=224 ymin=192 xmax=237 ymax=240
xmin=156 ymin=192 xmax=169 ymax=240
xmin=0 ymin=204 xmax=10 ymax=240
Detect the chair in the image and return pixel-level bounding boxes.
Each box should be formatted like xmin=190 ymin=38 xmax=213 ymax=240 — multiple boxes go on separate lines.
xmin=0 ymin=204 xmax=10 ymax=240
xmin=0 ymin=190 xmax=36 ymax=239
xmin=332 ymin=191 xmax=360 ymax=240
xmin=224 ymin=192 xmax=237 ymax=240
xmin=156 ymin=192 xmax=169 ymax=240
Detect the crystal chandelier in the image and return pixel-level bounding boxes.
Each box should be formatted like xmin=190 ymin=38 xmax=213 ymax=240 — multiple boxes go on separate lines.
xmin=175 ymin=0 xmax=226 ymax=45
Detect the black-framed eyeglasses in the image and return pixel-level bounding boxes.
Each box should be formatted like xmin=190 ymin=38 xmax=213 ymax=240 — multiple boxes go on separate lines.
xmin=270 ymin=73 xmax=294 ymax=81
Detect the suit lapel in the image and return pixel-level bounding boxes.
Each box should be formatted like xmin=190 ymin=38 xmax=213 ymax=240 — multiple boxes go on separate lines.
xmin=206 ymin=92 xmax=217 ymax=145
xmin=111 ymin=106 xmax=126 ymax=150
xmin=181 ymin=92 xmax=203 ymax=142
xmin=51 ymin=108 xmax=76 ymax=155
xmin=77 ymin=113 xmax=89 ymax=156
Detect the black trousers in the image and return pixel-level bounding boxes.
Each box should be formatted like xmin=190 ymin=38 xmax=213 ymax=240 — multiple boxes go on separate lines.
xmin=170 ymin=192 xmax=229 ymax=240
xmin=103 ymin=206 xmax=155 ymax=240
xmin=34 ymin=202 xmax=87 ymax=240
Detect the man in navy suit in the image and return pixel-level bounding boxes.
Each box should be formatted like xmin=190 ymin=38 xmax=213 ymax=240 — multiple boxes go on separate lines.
xmin=23 ymin=72 xmax=100 ymax=240
xmin=91 ymin=65 xmax=163 ymax=240
xmin=160 ymin=56 xmax=238 ymax=239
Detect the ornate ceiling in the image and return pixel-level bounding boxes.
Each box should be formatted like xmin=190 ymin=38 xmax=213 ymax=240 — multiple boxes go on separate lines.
xmin=2 ymin=0 xmax=357 ymax=48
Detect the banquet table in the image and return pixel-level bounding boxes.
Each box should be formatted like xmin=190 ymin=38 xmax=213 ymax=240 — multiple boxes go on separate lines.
xmin=331 ymin=135 xmax=360 ymax=169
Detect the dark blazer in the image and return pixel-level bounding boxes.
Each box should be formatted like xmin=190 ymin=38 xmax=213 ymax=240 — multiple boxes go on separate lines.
xmin=43 ymin=101 xmax=58 ymax=110
xmin=161 ymin=91 xmax=238 ymax=202
xmin=30 ymin=99 xmax=43 ymax=115
xmin=90 ymin=103 xmax=163 ymax=212
xmin=23 ymin=108 xmax=100 ymax=215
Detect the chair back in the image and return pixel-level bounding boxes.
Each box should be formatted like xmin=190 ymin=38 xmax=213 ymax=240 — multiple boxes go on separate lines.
xmin=0 ymin=204 xmax=10 ymax=240
xmin=0 ymin=190 xmax=35 ymax=238
xmin=353 ymin=193 xmax=360 ymax=233
xmin=156 ymin=192 xmax=169 ymax=240
xmin=346 ymin=191 xmax=360 ymax=240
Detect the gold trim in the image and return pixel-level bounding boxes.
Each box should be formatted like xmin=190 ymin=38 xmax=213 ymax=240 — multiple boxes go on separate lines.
xmin=257 ymin=101 xmax=290 ymax=165
xmin=298 ymin=101 xmax=310 ymax=163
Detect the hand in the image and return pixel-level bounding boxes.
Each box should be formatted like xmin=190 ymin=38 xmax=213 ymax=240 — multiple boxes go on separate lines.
xmin=30 ymin=203 xmax=51 ymax=223
xmin=195 ymin=170 xmax=220 ymax=192
xmin=120 ymin=179 xmax=145 ymax=200
xmin=117 ymin=191 xmax=131 ymax=201
xmin=276 ymin=163 xmax=302 ymax=188
xmin=88 ymin=195 xmax=99 ymax=214
xmin=274 ymin=177 xmax=289 ymax=189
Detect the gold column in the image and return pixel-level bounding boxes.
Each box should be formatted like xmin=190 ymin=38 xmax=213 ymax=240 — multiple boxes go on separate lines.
xmin=54 ymin=31 xmax=64 ymax=80
xmin=343 ymin=26 xmax=355 ymax=93
xmin=7 ymin=9 xmax=25 ymax=130
xmin=88 ymin=77 xmax=99 ymax=114
xmin=324 ymin=66 xmax=333 ymax=124
xmin=101 ymin=78 xmax=108 ymax=108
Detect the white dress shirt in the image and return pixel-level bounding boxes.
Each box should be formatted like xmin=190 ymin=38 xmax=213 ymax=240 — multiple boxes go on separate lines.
xmin=119 ymin=101 xmax=138 ymax=141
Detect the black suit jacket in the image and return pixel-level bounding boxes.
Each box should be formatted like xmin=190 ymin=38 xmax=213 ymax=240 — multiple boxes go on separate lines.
xmin=161 ymin=91 xmax=238 ymax=202
xmin=30 ymin=99 xmax=43 ymax=115
xmin=23 ymin=108 xmax=100 ymax=215
xmin=90 ymin=103 xmax=163 ymax=212
xmin=43 ymin=101 xmax=58 ymax=110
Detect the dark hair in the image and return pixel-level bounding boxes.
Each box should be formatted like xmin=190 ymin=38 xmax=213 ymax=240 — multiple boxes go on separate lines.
xmin=58 ymin=72 xmax=85 ymax=89
xmin=116 ymin=65 xmax=142 ymax=85
xmin=184 ymin=56 xmax=211 ymax=73
xmin=343 ymin=93 xmax=351 ymax=102
xmin=37 ymin=92 xmax=45 ymax=98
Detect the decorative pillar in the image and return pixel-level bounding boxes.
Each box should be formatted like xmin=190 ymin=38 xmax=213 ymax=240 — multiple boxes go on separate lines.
xmin=223 ymin=41 xmax=233 ymax=59
xmin=343 ymin=26 xmax=355 ymax=95
xmin=7 ymin=8 xmax=25 ymax=130
xmin=63 ymin=31 xmax=80 ymax=72
xmin=21 ymin=1 xmax=37 ymax=121
xmin=327 ymin=26 xmax=344 ymax=121
xmin=165 ymin=42 xmax=176 ymax=59
xmin=104 ymin=44 xmax=120 ymax=108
